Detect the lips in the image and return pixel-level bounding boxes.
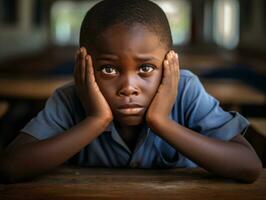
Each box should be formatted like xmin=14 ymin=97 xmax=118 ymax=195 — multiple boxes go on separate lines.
xmin=117 ymin=104 xmax=144 ymax=115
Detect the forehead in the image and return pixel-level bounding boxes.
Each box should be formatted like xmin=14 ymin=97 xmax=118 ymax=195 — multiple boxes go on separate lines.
xmin=92 ymin=23 xmax=167 ymax=55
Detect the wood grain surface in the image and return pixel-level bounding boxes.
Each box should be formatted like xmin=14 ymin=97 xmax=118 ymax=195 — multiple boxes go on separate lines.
xmin=0 ymin=166 xmax=265 ymax=200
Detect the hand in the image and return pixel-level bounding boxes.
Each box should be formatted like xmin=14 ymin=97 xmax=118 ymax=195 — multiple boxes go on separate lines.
xmin=146 ymin=50 xmax=179 ymax=125
xmin=74 ymin=47 xmax=113 ymax=122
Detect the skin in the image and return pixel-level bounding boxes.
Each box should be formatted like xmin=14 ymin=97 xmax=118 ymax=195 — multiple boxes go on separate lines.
xmin=0 ymin=24 xmax=262 ymax=183
xmin=86 ymin=24 xmax=167 ymax=148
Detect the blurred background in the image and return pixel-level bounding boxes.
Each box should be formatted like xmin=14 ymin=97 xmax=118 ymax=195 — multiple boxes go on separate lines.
xmin=0 ymin=0 xmax=265 ymax=164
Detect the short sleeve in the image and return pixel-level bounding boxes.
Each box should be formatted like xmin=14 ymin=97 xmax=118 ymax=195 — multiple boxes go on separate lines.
xmin=21 ymin=88 xmax=74 ymax=140
xmin=182 ymin=74 xmax=249 ymax=141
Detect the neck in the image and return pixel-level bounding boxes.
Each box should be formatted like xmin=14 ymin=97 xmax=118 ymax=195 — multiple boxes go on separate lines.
xmin=114 ymin=121 xmax=144 ymax=150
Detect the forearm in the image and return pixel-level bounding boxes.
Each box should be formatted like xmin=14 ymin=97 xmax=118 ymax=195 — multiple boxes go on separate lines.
xmin=0 ymin=116 xmax=111 ymax=182
xmin=148 ymin=118 xmax=262 ymax=182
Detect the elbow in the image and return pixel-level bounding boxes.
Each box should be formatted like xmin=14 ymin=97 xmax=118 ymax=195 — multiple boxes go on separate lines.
xmin=238 ymin=160 xmax=263 ymax=183
xmin=0 ymin=156 xmax=22 ymax=183
xmin=0 ymin=166 xmax=26 ymax=184
xmin=0 ymin=166 xmax=14 ymax=184
xmin=0 ymin=162 xmax=18 ymax=184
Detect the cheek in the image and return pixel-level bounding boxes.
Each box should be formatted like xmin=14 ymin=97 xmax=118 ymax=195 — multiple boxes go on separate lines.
xmin=95 ymin=74 xmax=115 ymax=102
xmin=143 ymin=71 xmax=162 ymax=100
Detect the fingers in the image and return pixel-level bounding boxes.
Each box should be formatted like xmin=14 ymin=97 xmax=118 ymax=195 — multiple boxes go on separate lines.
xmin=172 ymin=51 xmax=180 ymax=83
xmin=85 ymin=54 xmax=95 ymax=84
xmin=167 ymin=50 xmax=179 ymax=75
xmin=74 ymin=47 xmax=92 ymax=85
xmin=80 ymin=47 xmax=87 ymax=84
xmin=74 ymin=49 xmax=80 ymax=85
xmin=162 ymin=59 xmax=171 ymax=85
xmin=163 ymin=50 xmax=180 ymax=86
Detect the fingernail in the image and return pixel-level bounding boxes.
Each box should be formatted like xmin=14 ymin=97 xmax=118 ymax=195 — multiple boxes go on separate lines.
xmin=171 ymin=51 xmax=175 ymax=57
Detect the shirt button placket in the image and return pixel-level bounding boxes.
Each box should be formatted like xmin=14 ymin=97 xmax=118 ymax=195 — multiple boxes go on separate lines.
xmin=130 ymin=161 xmax=139 ymax=168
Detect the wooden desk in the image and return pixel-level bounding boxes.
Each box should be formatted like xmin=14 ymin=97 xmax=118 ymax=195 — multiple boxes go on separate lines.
xmin=0 ymin=167 xmax=265 ymax=200
xmin=0 ymin=76 xmax=72 ymax=99
xmin=0 ymin=101 xmax=8 ymax=118
xmin=202 ymin=79 xmax=266 ymax=105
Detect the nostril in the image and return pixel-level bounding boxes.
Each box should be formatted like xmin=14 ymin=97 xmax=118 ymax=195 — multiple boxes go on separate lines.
xmin=118 ymin=86 xmax=139 ymax=96
xmin=118 ymin=75 xmax=140 ymax=96
xmin=132 ymin=91 xmax=138 ymax=96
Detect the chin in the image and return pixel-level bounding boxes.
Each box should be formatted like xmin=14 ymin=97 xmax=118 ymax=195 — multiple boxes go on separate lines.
xmin=116 ymin=115 xmax=144 ymax=126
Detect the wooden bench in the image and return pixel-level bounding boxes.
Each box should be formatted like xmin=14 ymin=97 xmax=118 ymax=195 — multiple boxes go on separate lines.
xmin=248 ymin=118 xmax=266 ymax=138
xmin=202 ymin=79 xmax=265 ymax=106
xmin=0 ymin=76 xmax=72 ymax=99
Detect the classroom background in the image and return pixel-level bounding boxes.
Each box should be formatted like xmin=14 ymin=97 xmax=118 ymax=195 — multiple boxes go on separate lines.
xmin=0 ymin=0 xmax=265 ymax=166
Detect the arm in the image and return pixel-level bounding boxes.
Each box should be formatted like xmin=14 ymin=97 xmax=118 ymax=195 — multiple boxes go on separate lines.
xmin=0 ymin=117 xmax=109 ymax=183
xmin=148 ymin=118 xmax=262 ymax=183
xmin=0 ymin=48 xmax=113 ymax=182
xmin=146 ymin=51 xmax=262 ymax=183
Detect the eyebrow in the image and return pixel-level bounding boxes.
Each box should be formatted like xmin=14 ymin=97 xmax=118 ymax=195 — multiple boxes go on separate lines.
xmin=95 ymin=54 xmax=161 ymax=62
xmin=134 ymin=55 xmax=161 ymax=62
xmin=95 ymin=54 xmax=119 ymax=61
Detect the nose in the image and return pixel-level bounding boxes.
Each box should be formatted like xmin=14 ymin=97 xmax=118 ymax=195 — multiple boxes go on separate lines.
xmin=118 ymin=74 xmax=140 ymax=97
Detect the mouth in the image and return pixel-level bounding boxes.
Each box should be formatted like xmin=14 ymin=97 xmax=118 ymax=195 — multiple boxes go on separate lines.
xmin=116 ymin=104 xmax=145 ymax=115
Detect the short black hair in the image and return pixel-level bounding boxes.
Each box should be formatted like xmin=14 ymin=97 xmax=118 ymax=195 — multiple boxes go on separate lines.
xmin=80 ymin=0 xmax=173 ymax=50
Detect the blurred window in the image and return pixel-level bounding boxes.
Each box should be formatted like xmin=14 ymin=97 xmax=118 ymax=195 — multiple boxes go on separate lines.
xmin=213 ymin=0 xmax=239 ymax=49
xmin=51 ymin=1 xmax=100 ymax=45
xmin=152 ymin=0 xmax=191 ymax=45
xmin=51 ymin=0 xmax=190 ymax=46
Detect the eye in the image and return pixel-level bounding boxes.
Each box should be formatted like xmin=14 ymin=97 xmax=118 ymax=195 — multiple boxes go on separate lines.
xmin=101 ymin=65 xmax=118 ymax=75
xmin=139 ymin=64 xmax=155 ymax=73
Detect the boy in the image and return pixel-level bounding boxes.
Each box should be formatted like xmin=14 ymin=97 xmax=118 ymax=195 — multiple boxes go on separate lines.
xmin=0 ymin=0 xmax=262 ymax=183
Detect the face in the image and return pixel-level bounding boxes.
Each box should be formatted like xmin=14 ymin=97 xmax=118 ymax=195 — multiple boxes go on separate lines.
xmin=89 ymin=24 xmax=168 ymax=126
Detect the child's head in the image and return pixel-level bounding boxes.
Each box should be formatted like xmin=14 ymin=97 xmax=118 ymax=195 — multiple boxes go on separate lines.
xmin=79 ymin=0 xmax=173 ymax=126
xmin=80 ymin=0 xmax=172 ymax=51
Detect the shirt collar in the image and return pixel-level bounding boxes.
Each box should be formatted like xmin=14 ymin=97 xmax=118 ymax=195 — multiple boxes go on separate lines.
xmin=104 ymin=121 xmax=150 ymax=154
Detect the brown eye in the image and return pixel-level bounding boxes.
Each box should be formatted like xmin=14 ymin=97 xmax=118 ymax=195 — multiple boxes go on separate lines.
xmin=101 ymin=65 xmax=118 ymax=75
xmin=139 ymin=64 xmax=155 ymax=73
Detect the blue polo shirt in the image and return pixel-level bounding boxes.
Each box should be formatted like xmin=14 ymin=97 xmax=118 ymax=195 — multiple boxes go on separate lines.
xmin=21 ymin=70 xmax=249 ymax=168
